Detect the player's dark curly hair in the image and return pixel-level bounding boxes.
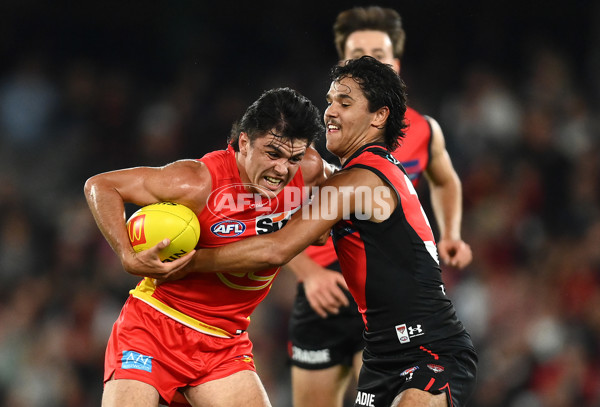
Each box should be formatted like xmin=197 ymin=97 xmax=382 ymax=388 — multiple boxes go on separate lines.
xmin=333 ymin=6 xmax=406 ymax=60
xmin=330 ymin=56 xmax=407 ymax=151
xmin=229 ymin=87 xmax=324 ymax=151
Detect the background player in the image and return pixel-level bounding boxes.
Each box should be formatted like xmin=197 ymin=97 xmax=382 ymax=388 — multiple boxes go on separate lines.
xmin=286 ymin=7 xmax=473 ymax=407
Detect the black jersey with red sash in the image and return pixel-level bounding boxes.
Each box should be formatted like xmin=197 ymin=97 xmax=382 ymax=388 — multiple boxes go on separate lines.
xmin=305 ymin=107 xmax=432 ymax=267
xmin=332 ymin=143 xmax=465 ymax=354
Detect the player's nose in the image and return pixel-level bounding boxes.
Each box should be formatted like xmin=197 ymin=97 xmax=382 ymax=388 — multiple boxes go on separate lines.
xmin=273 ymin=160 xmax=288 ymax=175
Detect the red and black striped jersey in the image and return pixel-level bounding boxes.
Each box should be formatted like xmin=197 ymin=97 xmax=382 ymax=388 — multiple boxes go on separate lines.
xmin=333 ymin=143 xmax=464 ymax=352
xmin=305 ymin=106 xmax=433 ymax=267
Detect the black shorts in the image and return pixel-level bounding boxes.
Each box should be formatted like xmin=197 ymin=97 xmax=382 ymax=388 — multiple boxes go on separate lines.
xmin=288 ymin=262 xmax=365 ymax=370
xmin=355 ymin=331 xmax=477 ymax=407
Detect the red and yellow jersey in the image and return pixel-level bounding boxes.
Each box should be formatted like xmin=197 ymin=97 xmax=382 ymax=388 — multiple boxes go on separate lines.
xmin=306 ymin=106 xmax=432 ymax=267
xmin=130 ymin=145 xmax=307 ymax=338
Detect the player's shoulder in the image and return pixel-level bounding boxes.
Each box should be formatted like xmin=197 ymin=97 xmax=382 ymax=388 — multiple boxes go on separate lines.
xmin=405 ymin=105 xmax=443 ymax=132
xmin=405 ymin=105 xmax=429 ymax=126
xmin=160 ymin=159 xmax=211 ymax=185
xmin=160 ymin=159 xmax=213 ymax=208
xmin=406 ymin=105 xmax=423 ymax=117
xmin=334 ymin=163 xmax=387 ymax=186
xmin=166 ymin=158 xmax=207 ymax=171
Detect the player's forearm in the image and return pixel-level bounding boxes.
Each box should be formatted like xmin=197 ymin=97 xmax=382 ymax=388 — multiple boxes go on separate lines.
xmin=84 ymin=176 xmax=134 ymax=260
xmin=188 ymin=235 xmax=293 ymax=273
xmin=430 ymin=174 xmax=463 ymax=241
xmin=284 ymin=251 xmax=318 ymax=281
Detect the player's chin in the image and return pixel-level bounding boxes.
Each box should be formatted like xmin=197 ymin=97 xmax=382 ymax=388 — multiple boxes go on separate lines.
xmin=262 ymin=180 xmax=285 ymax=196
xmin=261 ymin=188 xmax=282 ymax=199
xmin=325 ymin=136 xmax=342 ymax=156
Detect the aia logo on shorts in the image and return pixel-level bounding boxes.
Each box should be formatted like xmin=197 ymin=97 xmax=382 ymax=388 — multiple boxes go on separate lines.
xmin=427 ymin=364 xmax=445 ymax=373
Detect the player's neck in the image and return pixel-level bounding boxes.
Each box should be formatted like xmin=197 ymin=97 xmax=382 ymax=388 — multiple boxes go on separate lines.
xmin=234 ymin=151 xmax=250 ymax=184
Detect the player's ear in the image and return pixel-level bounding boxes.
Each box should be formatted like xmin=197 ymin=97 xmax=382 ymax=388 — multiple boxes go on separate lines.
xmin=394 ymin=58 xmax=401 ymax=74
xmin=239 ymin=132 xmax=249 ymax=155
xmin=373 ymin=106 xmax=390 ymax=129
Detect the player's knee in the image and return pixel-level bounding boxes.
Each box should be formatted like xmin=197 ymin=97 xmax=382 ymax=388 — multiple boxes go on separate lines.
xmin=391 ymin=388 xmax=447 ymax=407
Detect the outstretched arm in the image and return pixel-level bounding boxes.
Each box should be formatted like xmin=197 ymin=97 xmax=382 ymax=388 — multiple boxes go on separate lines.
xmin=286 ymin=151 xmax=349 ymax=317
xmin=165 ymin=167 xmax=395 ymax=281
xmin=424 ymin=117 xmax=472 ymax=268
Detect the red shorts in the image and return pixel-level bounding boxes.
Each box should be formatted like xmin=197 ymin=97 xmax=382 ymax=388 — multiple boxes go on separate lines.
xmin=104 ymin=296 xmax=256 ymax=405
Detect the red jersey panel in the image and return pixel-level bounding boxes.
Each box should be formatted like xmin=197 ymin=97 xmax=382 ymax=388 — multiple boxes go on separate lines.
xmin=130 ymin=145 xmax=307 ymax=337
xmin=393 ymin=107 xmax=433 ymax=185
xmin=307 ymin=106 xmax=432 ymax=266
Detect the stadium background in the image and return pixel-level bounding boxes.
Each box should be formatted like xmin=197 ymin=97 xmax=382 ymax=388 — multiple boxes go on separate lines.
xmin=1 ymin=1 xmax=599 ymax=405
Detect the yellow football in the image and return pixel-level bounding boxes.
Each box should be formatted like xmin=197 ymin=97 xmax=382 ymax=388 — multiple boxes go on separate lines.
xmin=126 ymin=202 xmax=200 ymax=262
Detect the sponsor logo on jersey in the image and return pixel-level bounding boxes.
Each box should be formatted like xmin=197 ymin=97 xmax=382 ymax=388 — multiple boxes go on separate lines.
xmin=290 ymin=346 xmax=331 ymax=364
xmin=386 ymin=153 xmax=401 ymax=165
xmin=334 ymin=222 xmax=356 ymax=238
xmin=355 ymin=391 xmax=376 ymax=407
xmin=408 ymin=324 xmax=425 ymax=337
xmin=210 ymin=220 xmax=246 ymax=237
xmin=395 ymin=323 xmax=426 ymax=344
xmin=255 ymin=206 xmax=301 ymax=234
xmin=427 ymin=364 xmax=445 ymax=373
xmin=121 ymin=350 xmax=153 ymax=372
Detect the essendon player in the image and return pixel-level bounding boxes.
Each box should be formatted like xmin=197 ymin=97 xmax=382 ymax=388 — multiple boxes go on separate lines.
xmin=179 ymin=57 xmax=478 ymax=407
xmin=286 ymin=7 xmax=472 ymax=407
xmin=84 ymin=87 xmax=330 ymax=407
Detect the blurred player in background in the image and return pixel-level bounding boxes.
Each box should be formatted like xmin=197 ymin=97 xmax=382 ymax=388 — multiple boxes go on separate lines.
xmin=84 ymin=87 xmax=330 ymax=407
xmin=285 ymin=7 xmax=473 ymax=407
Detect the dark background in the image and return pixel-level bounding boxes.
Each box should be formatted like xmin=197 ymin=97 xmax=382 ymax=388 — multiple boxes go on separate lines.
xmin=1 ymin=1 xmax=599 ymax=406
xmin=3 ymin=1 xmax=597 ymax=129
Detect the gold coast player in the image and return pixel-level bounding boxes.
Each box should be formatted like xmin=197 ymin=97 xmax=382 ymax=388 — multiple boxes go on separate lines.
xmin=84 ymin=87 xmax=330 ymax=407
xmin=286 ymin=7 xmax=473 ymax=407
xmin=172 ymin=57 xmax=478 ymax=407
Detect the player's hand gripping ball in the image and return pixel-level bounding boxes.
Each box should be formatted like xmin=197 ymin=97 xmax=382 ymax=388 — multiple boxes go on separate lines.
xmin=126 ymin=202 xmax=201 ymax=262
